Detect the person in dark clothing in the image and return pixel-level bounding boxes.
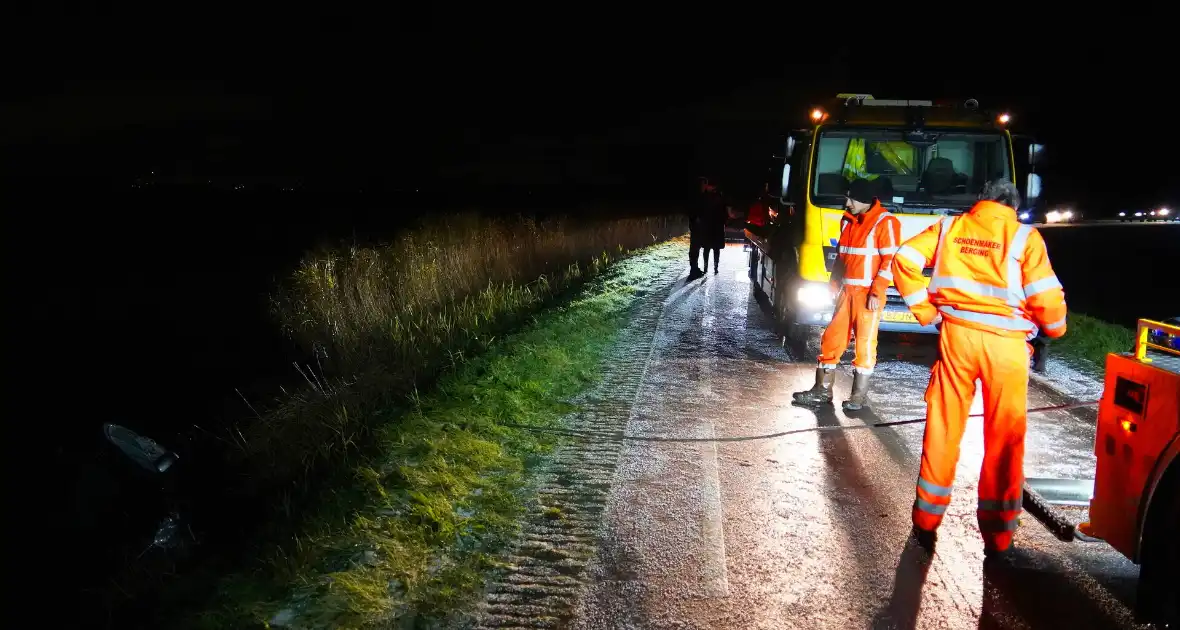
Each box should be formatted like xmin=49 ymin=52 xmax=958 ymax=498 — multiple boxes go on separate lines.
xmin=690 ymin=177 xmax=723 ymax=275
xmin=701 ymin=198 xmax=728 ymax=273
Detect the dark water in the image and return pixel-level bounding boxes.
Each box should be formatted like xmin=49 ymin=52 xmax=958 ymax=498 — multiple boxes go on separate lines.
xmin=1039 ymin=224 xmax=1180 ymax=326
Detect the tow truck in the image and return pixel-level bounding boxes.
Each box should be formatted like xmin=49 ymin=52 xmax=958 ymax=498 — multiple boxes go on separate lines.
xmin=745 ymin=94 xmax=1044 ymax=351
xmin=1025 ymin=318 xmax=1179 ymax=626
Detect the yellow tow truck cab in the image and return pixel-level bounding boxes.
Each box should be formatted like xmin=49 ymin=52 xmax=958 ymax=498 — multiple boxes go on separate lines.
xmin=745 ymin=95 xmax=1043 ymax=346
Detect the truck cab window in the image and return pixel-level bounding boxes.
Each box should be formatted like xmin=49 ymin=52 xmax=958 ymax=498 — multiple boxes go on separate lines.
xmin=811 ymin=130 xmax=1010 ymax=213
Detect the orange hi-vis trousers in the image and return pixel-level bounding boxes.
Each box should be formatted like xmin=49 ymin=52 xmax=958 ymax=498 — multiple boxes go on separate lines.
xmin=912 ymin=321 xmax=1030 ymax=551
xmin=818 ymin=287 xmax=883 ymax=374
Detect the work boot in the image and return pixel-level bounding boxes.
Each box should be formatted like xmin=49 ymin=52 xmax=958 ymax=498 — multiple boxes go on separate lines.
xmin=842 ymin=372 xmax=872 ymax=411
xmin=792 ymin=368 xmax=835 ymax=405
xmin=910 ymin=526 xmax=938 ymax=553
xmin=983 ymin=544 xmax=1019 ymax=571
xmin=984 ymin=545 xmax=1013 ymax=559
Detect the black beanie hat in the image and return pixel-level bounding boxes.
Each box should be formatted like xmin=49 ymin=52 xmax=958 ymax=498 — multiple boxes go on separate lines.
xmin=847 ymin=178 xmax=876 ymax=204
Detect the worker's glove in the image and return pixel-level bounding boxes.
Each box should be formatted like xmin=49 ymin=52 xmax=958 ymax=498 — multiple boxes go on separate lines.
xmin=867 ymin=294 xmax=882 ymax=311
xmin=931 ymin=313 xmax=944 ymax=330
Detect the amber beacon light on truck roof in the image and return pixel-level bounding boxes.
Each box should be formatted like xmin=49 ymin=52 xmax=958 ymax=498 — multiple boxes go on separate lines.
xmin=808 ymin=94 xmax=1012 ymax=129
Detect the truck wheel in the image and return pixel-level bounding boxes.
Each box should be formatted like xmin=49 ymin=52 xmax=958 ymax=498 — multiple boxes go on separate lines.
xmin=1136 ymin=463 xmax=1178 ymax=626
xmin=786 ymin=322 xmax=824 ymax=360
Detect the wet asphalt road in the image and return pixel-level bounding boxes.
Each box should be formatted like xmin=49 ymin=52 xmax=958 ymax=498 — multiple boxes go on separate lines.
xmin=476 ymin=243 xmax=1145 ymax=630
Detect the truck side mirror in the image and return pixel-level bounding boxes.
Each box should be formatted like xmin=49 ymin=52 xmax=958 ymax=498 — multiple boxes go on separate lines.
xmin=1028 ymin=143 xmax=1045 ymax=169
xmin=780 ymin=164 xmax=792 ymax=200
xmin=785 ymin=136 xmax=797 ymax=159
xmin=1026 ymin=173 xmax=1042 ymax=207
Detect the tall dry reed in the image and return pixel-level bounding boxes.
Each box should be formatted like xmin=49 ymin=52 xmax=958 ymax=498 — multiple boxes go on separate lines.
xmin=275 ymin=213 xmax=684 ymax=379
xmin=239 ymin=212 xmax=684 ymax=492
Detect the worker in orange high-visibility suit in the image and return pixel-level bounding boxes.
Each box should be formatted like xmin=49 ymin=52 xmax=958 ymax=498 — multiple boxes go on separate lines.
xmin=793 ymin=178 xmax=902 ymax=410
xmin=892 ymin=179 xmax=1067 ymax=556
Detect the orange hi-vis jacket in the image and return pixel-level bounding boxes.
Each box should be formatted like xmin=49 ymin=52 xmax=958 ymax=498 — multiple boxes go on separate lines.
xmin=891 ymin=200 xmax=1067 ymax=339
xmin=832 ymin=201 xmax=902 ymax=298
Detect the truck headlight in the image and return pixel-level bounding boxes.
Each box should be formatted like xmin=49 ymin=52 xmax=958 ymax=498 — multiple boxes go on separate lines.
xmin=797 ymin=283 xmax=833 ymax=308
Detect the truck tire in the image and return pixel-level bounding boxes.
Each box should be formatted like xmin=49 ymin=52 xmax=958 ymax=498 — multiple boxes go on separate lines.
xmin=787 ymin=322 xmax=824 ymax=361
xmin=1136 ymin=462 xmax=1178 ymax=627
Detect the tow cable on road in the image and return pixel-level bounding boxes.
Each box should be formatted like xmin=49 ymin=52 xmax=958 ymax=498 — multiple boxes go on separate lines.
xmin=503 ymin=399 xmax=1103 ymax=543
xmin=502 ymin=399 xmax=1100 ymax=444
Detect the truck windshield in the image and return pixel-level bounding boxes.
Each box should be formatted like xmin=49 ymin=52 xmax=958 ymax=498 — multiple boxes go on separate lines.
xmin=811 ymin=129 xmax=1011 ymax=213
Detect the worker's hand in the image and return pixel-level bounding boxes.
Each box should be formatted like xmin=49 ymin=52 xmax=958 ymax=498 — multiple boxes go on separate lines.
xmin=867 ymin=294 xmax=882 ymax=311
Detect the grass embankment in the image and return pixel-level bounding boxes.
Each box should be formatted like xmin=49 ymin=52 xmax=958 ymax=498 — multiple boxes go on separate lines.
xmin=188 ymin=214 xmax=685 ymax=628
xmin=1049 ymin=312 xmax=1135 ymax=373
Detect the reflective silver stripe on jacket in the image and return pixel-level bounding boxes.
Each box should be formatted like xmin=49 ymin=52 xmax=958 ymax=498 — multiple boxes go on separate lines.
xmin=1006 ymin=224 xmax=1033 ymax=305
xmin=897 ymin=245 xmax=926 ymax=267
xmin=929 ymin=216 xmax=956 ymax=275
xmin=861 ymin=212 xmax=893 ymax=281
xmin=839 ymin=246 xmax=875 ymax=255
xmin=938 ymin=305 xmax=1036 ymax=332
xmin=1023 ymin=275 xmax=1063 ymax=298
xmin=928 ymin=276 xmax=1018 ymax=303
xmin=929 ymin=220 xmax=1034 ymax=309
xmin=903 ymin=288 xmax=929 ymax=306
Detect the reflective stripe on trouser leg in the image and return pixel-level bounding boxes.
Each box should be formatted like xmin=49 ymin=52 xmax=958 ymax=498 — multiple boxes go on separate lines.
xmin=817 ymin=290 xmax=854 ymax=365
xmin=913 ymin=476 xmax=953 ymax=530
xmin=978 ymin=498 xmax=1022 ymax=546
xmin=853 ymin=291 xmax=882 ymax=373
xmin=913 ymin=322 xmax=978 ymax=532
xmin=976 ymin=329 xmax=1030 ymax=551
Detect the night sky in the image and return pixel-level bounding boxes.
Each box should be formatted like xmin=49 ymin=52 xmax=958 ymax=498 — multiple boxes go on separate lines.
xmin=4 ymin=36 xmax=1176 ymax=214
